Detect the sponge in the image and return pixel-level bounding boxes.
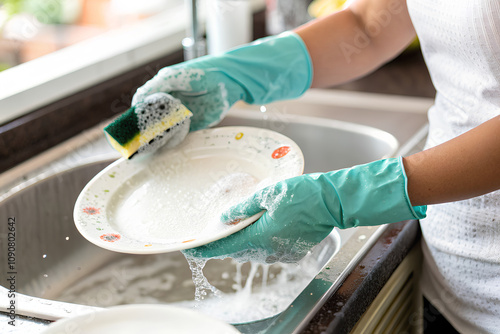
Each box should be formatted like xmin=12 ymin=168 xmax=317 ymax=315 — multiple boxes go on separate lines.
xmin=104 ymin=93 xmax=193 ymax=159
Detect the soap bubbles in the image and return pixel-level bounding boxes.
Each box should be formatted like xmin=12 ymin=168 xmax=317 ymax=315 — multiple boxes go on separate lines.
xmin=135 ymin=92 xmax=191 ymax=156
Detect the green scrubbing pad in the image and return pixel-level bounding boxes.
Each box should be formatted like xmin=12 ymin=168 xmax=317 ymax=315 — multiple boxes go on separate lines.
xmin=104 ymin=105 xmax=140 ymax=147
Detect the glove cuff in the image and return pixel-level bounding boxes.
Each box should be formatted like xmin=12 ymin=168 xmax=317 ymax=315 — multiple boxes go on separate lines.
xmin=282 ymin=32 xmax=314 ymax=99
xmin=324 ymin=157 xmax=427 ymax=229
xmin=214 ymin=32 xmax=313 ymax=104
xmin=399 ymin=156 xmax=427 ymax=219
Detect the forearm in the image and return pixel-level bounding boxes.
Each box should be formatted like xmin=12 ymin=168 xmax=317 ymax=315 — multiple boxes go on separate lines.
xmin=294 ymin=0 xmax=416 ymax=88
xmin=404 ymin=116 xmax=500 ymax=206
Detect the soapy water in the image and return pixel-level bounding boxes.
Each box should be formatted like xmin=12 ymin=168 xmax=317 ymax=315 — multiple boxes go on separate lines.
xmin=185 ymin=256 xmax=221 ymax=303
xmin=56 ymin=251 xmax=322 ymax=324
xmin=173 ymin=260 xmax=312 ymax=324
xmin=177 ymin=254 xmax=325 ymax=324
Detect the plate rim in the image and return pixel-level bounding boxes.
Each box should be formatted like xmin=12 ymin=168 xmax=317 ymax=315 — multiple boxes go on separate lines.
xmin=42 ymin=303 xmax=241 ymax=333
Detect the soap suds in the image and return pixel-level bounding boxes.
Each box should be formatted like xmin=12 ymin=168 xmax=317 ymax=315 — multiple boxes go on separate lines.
xmin=107 ymin=155 xmax=267 ymax=244
xmin=132 ymin=68 xmax=206 ymax=106
xmin=134 ymin=93 xmax=191 ymax=156
xmin=256 ymin=181 xmax=288 ymax=219
xmin=132 ymin=67 xmax=233 ymax=130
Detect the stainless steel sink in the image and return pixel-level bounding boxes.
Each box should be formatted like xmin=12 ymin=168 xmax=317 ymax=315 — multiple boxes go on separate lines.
xmin=0 ymin=159 xmax=340 ymax=322
xmin=0 ymin=89 xmax=432 ymax=333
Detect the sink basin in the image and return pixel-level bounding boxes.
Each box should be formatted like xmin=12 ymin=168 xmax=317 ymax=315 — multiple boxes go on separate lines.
xmin=0 ymin=89 xmax=431 ymax=333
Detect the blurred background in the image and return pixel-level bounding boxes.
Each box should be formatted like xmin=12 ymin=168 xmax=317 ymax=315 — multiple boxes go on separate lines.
xmin=0 ymin=0 xmax=183 ymax=71
xmin=0 ymin=0 xmax=419 ymax=72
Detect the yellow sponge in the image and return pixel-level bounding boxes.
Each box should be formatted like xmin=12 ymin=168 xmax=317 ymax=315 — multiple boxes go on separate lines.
xmin=104 ymin=93 xmax=193 ymax=159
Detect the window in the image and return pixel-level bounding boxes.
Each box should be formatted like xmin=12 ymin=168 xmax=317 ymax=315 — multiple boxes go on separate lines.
xmin=0 ymin=0 xmax=183 ymax=70
xmin=0 ymin=0 xmax=265 ymax=125
xmin=0 ymin=0 xmax=188 ymax=124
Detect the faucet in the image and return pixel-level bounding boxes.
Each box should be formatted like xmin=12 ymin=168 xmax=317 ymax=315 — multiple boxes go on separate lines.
xmin=182 ymin=0 xmax=206 ymax=60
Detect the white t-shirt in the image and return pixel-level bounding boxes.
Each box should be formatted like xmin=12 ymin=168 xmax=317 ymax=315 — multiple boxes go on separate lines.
xmin=406 ymin=0 xmax=500 ymax=332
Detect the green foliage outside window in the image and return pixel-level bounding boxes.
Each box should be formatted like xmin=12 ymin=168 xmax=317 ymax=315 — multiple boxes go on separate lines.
xmin=1 ymin=0 xmax=79 ymax=25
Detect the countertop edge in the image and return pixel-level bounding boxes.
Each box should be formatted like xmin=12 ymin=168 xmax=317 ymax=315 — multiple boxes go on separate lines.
xmin=301 ymin=219 xmax=421 ymax=334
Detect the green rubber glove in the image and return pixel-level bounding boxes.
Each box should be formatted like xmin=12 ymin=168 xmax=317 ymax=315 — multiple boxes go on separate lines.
xmin=183 ymin=157 xmax=426 ymax=263
xmin=132 ymin=32 xmax=312 ymax=131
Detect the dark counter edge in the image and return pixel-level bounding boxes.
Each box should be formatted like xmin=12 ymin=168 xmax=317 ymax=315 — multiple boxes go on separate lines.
xmin=301 ymin=219 xmax=421 ymax=334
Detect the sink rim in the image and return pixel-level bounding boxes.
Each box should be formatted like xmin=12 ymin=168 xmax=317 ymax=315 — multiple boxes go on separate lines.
xmin=224 ymin=108 xmax=399 ymax=160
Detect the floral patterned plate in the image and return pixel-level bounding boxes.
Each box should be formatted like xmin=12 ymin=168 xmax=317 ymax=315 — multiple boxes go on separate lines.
xmin=74 ymin=126 xmax=304 ymax=254
xmin=42 ymin=304 xmax=240 ymax=333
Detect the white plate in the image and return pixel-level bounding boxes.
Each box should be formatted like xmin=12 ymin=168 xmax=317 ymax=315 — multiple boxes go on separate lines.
xmin=41 ymin=304 xmax=241 ymax=334
xmin=74 ymin=126 xmax=304 ymax=254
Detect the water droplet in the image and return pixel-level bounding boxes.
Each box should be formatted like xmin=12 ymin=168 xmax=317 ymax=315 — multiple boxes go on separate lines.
xmin=65 ymin=237 xmax=70 ymax=240
xmin=42 ymin=254 xmax=47 ymax=259
xmin=260 ymin=105 xmax=267 ymax=113
xmin=43 ymin=274 xmax=48 ymax=278
xmin=358 ymin=235 xmax=366 ymax=241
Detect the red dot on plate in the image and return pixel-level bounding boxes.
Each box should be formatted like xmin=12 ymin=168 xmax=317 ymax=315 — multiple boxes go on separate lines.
xmin=83 ymin=207 xmax=100 ymax=215
xmin=272 ymin=146 xmax=291 ymax=159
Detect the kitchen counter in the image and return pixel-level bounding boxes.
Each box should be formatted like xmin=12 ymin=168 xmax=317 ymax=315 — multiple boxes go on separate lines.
xmin=301 ymin=220 xmax=421 ymax=333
